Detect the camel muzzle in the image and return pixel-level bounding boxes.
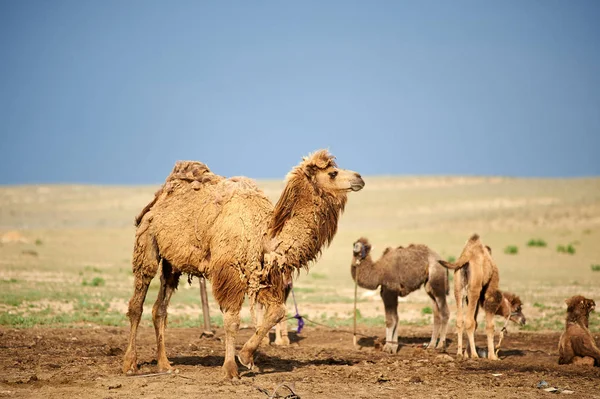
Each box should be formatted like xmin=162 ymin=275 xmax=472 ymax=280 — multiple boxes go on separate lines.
xmin=350 ymin=176 xmax=365 ymax=192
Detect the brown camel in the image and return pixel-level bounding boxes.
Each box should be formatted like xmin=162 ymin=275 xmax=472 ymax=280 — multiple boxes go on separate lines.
xmin=122 ymin=150 xmax=365 ymax=379
xmin=438 ymin=234 xmax=504 ymax=360
xmin=558 ymin=295 xmax=600 ymax=366
xmin=351 ymin=238 xmax=450 ymax=353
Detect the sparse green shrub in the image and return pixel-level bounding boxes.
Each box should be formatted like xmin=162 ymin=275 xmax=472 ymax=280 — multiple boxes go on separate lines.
xmin=591 ymin=265 xmax=600 ymax=272
xmin=504 ymin=245 xmax=518 ymax=255
xmin=533 ymin=302 xmax=546 ymax=309
xmin=82 ymin=277 xmax=105 ymax=287
xmin=35 ymin=239 xmax=43 ymax=246
xmin=421 ymin=306 xmax=433 ymax=315
xmin=310 ymin=272 xmax=327 ymax=280
xmin=557 ymin=244 xmax=576 ymax=255
xmin=527 ymin=239 xmax=547 ymax=247
xmin=447 ymin=256 xmax=456 ymax=263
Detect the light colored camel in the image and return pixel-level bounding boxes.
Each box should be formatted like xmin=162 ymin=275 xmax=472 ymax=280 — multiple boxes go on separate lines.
xmin=438 ymin=234 xmax=504 ymax=360
xmin=351 ymin=238 xmax=450 ymax=353
xmin=122 ymin=150 xmax=364 ymax=379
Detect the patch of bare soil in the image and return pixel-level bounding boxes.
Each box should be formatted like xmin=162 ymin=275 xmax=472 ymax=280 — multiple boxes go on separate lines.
xmin=0 ymin=326 xmax=598 ymax=399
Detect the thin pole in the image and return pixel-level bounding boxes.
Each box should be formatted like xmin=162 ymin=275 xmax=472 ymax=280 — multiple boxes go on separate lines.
xmin=353 ymin=276 xmax=358 ymax=347
xmin=199 ymin=277 xmax=212 ymax=334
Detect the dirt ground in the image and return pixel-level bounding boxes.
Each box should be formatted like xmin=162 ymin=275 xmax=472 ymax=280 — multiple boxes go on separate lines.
xmin=1 ymin=325 xmax=598 ymax=399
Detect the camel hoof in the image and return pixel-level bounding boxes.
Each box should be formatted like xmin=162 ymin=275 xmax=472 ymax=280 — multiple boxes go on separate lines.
xmin=237 ymin=353 xmax=255 ymax=371
xmin=157 ymin=360 xmax=174 ymax=373
xmin=122 ymin=352 xmax=138 ymax=374
xmin=435 ymin=341 xmax=447 ymax=351
xmin=274 ymin=336 xmax=290 ymax=346
xmin=382 ymin=343 xmax=398 ymax=354
xmin=222 ymin=360 xmax=240 ymax=379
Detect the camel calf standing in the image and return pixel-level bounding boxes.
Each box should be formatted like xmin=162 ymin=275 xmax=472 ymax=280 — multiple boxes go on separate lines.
xmin=351 ymin=238 xmax=450 ymax=353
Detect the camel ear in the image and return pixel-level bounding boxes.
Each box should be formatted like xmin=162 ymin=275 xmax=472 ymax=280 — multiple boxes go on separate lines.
xmin=314 ymin=157 xmax=329 ymax=169
xmin=303 ymin=164 xmax=317 ymax=178
xmin=485 ymin=245 xmax=492 ymax=255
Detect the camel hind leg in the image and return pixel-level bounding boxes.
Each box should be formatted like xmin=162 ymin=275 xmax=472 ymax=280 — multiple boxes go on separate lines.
xmin=453 ymin=272 xmax=465 ymax=357
xmin=464 ymin=287 xmax=481 ymax=359
xmin=425 ymin=281 xmax=450 ymax=350
xmin=152 ymin=259 xmax=181 ymax=372
xmin=123 ymin=229 xmax=160 ymax=374
xmin=274 ymin=283 xmax=292 ymax=346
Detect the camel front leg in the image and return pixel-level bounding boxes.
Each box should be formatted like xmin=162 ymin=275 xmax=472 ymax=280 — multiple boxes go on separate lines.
xmin=485 ymin=310 xmax=498 ymax=360
xmin=381 ymin=287 xmax=399 ymax=354
xmin=222 ymin=309 xmax=242 ymax=379
xmin=254 ymin=302 xmax=271 ymax=347
xmin=238 ymin=302 xmax=286 ymax=370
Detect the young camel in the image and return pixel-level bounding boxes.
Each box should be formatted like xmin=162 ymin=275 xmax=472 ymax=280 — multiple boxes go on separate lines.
xmin=122 ymin=150 xmax=364 ymax=379
xmin=351 ymin=238 xmax=450 ymax=353
xmin=438 ymin=234 xmax=504 ymax=360
xmin=558 ymin=295 xmax=600 ymax=366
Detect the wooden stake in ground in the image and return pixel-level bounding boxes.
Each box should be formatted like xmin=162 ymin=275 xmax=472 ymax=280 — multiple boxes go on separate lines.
xmin=353 ymin=276 xmax=358 ymax=347
xmin=199 ymin=277 xmax=213 ymax=337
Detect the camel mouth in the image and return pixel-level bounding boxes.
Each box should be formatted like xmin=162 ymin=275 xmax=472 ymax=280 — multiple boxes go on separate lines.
xmin=511 ymin=315 xmax=526 ymax=326
xmin=350 ymin=180 xmax=365 ymax=192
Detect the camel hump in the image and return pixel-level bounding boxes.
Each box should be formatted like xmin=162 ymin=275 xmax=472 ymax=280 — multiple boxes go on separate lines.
xmin=469 ymin=233 xmax=480 ymax=242
xmin=134 ymin=161 xmax=218 ymax=227
xmin=168 ymin=161 xmax=213 ymax=183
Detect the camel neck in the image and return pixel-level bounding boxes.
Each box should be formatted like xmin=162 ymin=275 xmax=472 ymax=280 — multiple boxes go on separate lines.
xmin=268 ymin=171 xmax=347 ymax=270
xmin=351 ymin=255 xmax=382 ymax=290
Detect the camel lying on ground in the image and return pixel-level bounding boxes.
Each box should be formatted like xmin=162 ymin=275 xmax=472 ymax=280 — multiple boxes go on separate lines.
xmin=351 ymin=238 xmax=450 ymax=353
xmin=558 ymin=295 xmax=600 ymax=366
xmin=438 ymin=234 xmax=504 ymax=360
xmin=122 ymin=150 xmax=364 ymax=379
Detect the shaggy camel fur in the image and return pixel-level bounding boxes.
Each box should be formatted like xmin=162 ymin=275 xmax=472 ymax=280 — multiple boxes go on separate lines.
xmin=351 ymin=238 xmax=450 ymax=353
xmin=122 ymin=150 xmax=364 ymax=379
xmin=558 ymin=295 xmax=600 ymax=366
xmin=438 ymin=234 xmax=504 ymax=360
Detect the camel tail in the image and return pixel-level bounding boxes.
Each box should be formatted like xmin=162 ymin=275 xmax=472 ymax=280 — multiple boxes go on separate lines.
xmin=135 ymin=193 xmax=159 ymax=227
xmin=438 ymin=259 xmax=467 ymax=270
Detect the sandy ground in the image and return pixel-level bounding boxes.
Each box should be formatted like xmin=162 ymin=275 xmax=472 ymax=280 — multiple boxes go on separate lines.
xmin=1 ymin=325 xmax=598 ymax=399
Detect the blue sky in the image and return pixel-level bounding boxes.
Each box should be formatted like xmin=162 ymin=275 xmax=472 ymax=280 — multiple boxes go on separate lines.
xmin=1 ymin=1 xmax=599 ymax=184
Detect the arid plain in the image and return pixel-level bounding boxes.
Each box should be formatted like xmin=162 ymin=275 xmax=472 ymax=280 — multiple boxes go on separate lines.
xmin=1 ymin=176 xmax=599 ymax=398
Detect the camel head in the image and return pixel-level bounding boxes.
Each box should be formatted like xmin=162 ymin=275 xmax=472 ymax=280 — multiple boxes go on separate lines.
xmin=502 ymin=292 xmax=526 ymax=326
xmin=352 ymin=237 xmax=372 ymax=266
xmin=566 ymin=295 xmax=596 ymax=317
xmin=298 ymin=149 xmax=365 ymax=195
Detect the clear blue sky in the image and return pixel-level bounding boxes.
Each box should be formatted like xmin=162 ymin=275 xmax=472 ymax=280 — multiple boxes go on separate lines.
xmin=1 ymin=1 xmax=599 ymax=184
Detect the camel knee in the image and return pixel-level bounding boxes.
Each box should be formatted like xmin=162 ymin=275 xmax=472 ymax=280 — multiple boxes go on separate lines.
xmin=271 ymin=304 xmax=286 ymax=323
xmin=464 ymin=318 xmax=476 ymax=331
xmin=127 ymin=303 xmax=142 ymax=321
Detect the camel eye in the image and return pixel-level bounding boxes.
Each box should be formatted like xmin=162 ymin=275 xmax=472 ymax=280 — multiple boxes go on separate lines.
xmin=329 ymin=171 xmax=338 ymax=179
